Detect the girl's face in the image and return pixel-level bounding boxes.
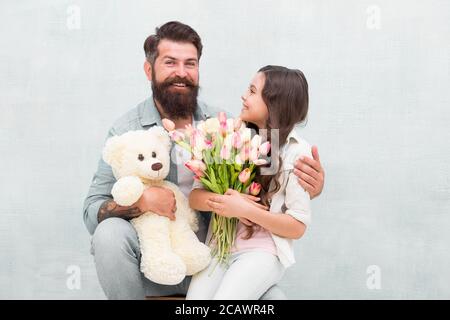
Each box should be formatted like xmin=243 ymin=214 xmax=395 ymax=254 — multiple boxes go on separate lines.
xmin=240 ymin=72 xmax=269 ymax=129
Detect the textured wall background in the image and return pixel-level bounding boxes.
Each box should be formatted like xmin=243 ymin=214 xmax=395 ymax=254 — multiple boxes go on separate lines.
xmin=1 ymin=0 xmax=449 ymax=299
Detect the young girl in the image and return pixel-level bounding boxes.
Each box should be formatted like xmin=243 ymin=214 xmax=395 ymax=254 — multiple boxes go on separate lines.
xmin=186 ymin=65 xmax=312 ymax=300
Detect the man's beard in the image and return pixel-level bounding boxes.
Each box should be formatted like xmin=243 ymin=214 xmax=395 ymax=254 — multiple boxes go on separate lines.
xmin=151 ymin=72 xmax=199 ymax=120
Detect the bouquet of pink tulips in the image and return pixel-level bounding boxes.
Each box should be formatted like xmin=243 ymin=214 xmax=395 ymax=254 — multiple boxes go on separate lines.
xmin=162 ymin=113 xmax=270 ymax=264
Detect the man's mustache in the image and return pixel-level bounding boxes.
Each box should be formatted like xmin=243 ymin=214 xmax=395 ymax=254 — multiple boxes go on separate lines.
xmin=161 ymin=76 xmax=196 ymax=88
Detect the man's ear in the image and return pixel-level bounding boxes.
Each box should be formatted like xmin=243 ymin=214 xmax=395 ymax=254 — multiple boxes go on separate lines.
xmin=148 ymin=126 xmax=172 ymax=152
xmin=143 ymin=61 xmax=152 ymax=81
xmin=102 ymin=135 xmax=124 ymax=169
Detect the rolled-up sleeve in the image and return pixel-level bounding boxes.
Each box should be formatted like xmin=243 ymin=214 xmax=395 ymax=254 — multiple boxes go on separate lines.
xmin=284 ymin=170 xmax=312 ymax=226
xmin=82 ymin=128 xmax=117 ymax=235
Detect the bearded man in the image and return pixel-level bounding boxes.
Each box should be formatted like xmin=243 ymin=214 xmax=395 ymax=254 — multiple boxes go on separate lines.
xmin=83 ymin=21 xmax=325 ymax=300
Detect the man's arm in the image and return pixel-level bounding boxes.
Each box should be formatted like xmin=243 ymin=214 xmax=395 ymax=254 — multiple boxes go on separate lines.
xmin=97 ymin=199 xmax=142 ymax=223
xmin=87 ymin=185 xmax=177 ymax=234
xmin=82 ymin=128 xmax=119 ymax=235
xmin=293 ymin=145 xmax=325 ymax=199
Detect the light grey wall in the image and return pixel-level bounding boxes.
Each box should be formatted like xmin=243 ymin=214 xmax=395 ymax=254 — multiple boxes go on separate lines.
xmin=1 ymin=0 xmax=449 ymax=299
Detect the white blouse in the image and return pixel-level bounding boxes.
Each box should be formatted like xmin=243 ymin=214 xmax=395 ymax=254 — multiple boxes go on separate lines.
xmin=268 ymin=127 xmax=312 ymax=268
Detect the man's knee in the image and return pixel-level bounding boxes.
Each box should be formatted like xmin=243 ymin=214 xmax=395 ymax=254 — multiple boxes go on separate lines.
xmin=92 ymin=217 xmax=139 ymax=257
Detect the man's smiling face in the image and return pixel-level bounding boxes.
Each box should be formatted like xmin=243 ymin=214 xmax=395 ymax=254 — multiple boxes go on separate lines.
xmin=147 ymin=39 xmax=200 ymax=119
xmin=153 ymin=39 xmax=199 ymax=88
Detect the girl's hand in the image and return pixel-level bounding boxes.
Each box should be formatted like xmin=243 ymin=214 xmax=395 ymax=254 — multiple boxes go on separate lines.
xmin=241 ymin=193 xmax=269 ymax=211
xmin=239 ymin=194 xmax=268 ymax=226
xmin=206 ymin=189 xmax=261 ymax=219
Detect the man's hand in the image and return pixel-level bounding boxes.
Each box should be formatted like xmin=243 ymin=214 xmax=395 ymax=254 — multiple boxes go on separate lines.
xmin=135 ymin=186 xmax=176 ymax=220
xmin=293 ymin=145 xmax=325 ymax=199
xmin=97 ymin=187 xmax=177 ymax=223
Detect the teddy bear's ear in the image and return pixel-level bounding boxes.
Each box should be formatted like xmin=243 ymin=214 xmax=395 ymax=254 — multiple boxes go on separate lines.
xmin=149 ymin=126 xmax=172 ymax=152
xmin=102 ymin=135 xmax=124 ymax=168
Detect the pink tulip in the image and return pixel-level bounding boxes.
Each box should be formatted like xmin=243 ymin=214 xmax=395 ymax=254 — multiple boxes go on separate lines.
xmin=238 ymin=168 xmax=251 ymax=184
xmin=249 ymin=147 xmax=259 ymax=162
xmin=239 ymin=146 xmax=250 ymax=162
xmin=185 ymin=160 xmax=206 ymax=177
xmin=186 ymin=159 xmax=206 ymax=171
xmin=193 ymin=148 xmax=203 ymax=161
xmin=249 ymin=182 xmax=262 ymax=196
xmin=251 ymin=135 xmax=262 ymax=149
xmin=258 ymin=141 xmax=271 ymax=156
xmin=218 ymin=112 xmax=227 ymax=136
xmin=218 ymin=112 xmax=227 ymax=125
xmin=233 ymin=117 xmax=242 ymax=131
xmin=231 ymin=132 xmax=243 ymax=149
xmin=241 ymin=128 xmax=252 ymax=143
xmin=162 ymin=118 xmax=175 ymax=132
xmin=190 ymin=130 xmax=206 ymax=151
xmin=203 ymin=118 xmax=220 ymax=134
xmin=220 ymin=124 xmax=227 ymax=136
xmin=169 ymin=130 xmax=185 ymax=143
xmin=220 ymin=144 xmax=231 ymax=160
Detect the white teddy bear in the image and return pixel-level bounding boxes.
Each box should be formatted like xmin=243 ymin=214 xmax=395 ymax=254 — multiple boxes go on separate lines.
xmin=102 ymin=126 xmax=211 ymax=285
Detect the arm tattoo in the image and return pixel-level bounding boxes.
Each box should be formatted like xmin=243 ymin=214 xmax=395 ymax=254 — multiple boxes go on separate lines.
xmin=97 ymin=199 xmax=142 ymax=223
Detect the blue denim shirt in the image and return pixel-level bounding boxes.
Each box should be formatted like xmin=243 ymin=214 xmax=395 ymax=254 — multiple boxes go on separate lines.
xmin=82 ymin=96 xmax=221 ymax=237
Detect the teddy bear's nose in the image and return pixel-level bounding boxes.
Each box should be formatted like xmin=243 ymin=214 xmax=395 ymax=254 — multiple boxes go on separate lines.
xmin=151 ymin=162 xmax=163 ymax=171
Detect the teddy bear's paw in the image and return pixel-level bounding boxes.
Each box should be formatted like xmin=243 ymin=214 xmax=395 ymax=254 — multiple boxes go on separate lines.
xmin=141 ymin=252 xmax=187 ymax=285
xmin=111 ymin=176 xmax=144 ymax=206
xmin=178 ymin=243 xmax=212 ymax=276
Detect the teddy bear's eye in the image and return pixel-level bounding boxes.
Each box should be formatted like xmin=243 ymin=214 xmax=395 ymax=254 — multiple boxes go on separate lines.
xmin=138 ymin=154 xmax=144 ymax=161
xmin=152 ymin=152 xmax=156 ymax=158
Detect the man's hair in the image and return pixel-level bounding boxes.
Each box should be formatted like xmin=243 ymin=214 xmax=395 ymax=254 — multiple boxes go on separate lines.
xmin=143 ymin=21 xmax=203 ymax=65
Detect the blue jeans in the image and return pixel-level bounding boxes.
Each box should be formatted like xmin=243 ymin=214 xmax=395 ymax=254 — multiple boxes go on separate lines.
xmin=91 ymin=218 xmax=287 ymax=300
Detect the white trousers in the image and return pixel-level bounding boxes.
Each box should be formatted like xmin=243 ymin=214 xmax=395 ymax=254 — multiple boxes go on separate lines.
xmin=186 ymin=250 xmax=285 ymax=300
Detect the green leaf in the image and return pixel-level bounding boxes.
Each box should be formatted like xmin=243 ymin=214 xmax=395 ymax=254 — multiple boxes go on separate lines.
xmin=232 ymin=172 xmax=240 ymax=189
xmin=223 ymin=164 xmax=229 ymax=190
xmin=200 ymin=177 xmax=221 ymax=194
xmin=209 ymin=170 xmax=223 ymax=194
xmin=200 ymin=177 xmax=213 ymax=192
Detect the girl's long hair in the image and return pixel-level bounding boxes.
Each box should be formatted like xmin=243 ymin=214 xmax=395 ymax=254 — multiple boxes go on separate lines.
xmin=243 ymin=65 xmax=309 ymax=239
